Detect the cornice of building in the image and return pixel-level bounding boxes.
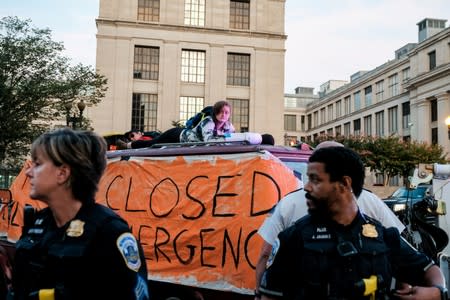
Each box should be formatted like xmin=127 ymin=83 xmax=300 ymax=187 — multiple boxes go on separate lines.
xmin=302 ymin=27 xmax=450 ymax=113
xmin=96 ymin=18 xmax=287 ymax=40
xmin=405 ymin=63 xmax=450 ymax=90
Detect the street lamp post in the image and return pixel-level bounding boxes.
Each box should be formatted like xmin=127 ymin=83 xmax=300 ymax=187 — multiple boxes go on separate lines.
xmin=65 ymin=100 xmax=86 ymax=129
xmin=445 ymin=116 xmax=450 ymax=140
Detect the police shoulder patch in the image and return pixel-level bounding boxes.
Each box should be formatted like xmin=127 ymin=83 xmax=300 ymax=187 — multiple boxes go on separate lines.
xmin=116 ymin=232 xmax=142 ymax=272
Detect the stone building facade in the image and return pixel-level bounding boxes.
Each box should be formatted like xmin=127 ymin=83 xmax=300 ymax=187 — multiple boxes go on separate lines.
xmin=91 ymin=0 xmax=287 ymax=143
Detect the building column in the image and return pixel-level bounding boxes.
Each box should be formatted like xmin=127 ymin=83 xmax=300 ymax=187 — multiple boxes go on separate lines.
xmin=415 ymin=100 xmax=431 ymax=143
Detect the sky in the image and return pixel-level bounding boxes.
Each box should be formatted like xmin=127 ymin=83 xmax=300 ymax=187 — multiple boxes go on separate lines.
xmin=1 ymin=1 xmax=449 ymax=94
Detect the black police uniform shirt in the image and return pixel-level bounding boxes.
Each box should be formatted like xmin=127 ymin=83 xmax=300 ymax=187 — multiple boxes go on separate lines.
xmin=259 ymin=211 xmax=434 ymax=300
xmin=12 ymin=202 xmax=150 ymax=300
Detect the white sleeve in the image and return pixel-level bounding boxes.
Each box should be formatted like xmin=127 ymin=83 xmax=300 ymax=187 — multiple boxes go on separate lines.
xmin=258 ymin=204 xmax=285 ymax=245
xmin=257 ymin=189 xmax=308 ymax=245
xmin=358 ymin=189 xmax=405 ymax=233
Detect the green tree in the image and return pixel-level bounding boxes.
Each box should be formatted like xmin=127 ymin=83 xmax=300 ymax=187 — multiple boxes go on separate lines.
xmin=312 ymin=135 xmax=447 ymax=185
xmin=0 ymin=17 xmax=107 ymax=167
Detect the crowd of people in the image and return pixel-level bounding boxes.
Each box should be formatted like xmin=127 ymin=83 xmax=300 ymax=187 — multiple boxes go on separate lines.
xmin=0 ymin=99 xmax=447 ymax=300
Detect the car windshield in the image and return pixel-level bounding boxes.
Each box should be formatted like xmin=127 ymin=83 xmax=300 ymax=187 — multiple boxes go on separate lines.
xmin=391 ymin=186 xmax=428 ymax=199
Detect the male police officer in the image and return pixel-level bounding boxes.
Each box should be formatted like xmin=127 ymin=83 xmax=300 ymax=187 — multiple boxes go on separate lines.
xmin=259 ymin=147 xmax=446 ymax=300
xmin=254 ymin=142 xmax=405 ymax=299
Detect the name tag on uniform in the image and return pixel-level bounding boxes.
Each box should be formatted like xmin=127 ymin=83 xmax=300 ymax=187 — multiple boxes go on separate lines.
xmin=312 ymin=226 xmax=331 ymax=239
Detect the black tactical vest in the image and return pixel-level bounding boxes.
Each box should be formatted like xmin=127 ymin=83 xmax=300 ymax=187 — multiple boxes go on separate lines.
xmin=298 ymin=214 xmax=396 ymax=300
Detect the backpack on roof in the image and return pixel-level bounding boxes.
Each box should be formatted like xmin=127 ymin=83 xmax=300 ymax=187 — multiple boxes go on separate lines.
xmin=185 ymin=106 xmax=213 ymax=129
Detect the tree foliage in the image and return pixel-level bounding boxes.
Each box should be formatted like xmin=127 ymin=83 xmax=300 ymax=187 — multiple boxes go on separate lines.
xmin=311 ymin=135 xmax=447 ymax=185
xmin=0 ymin=17 xmax=107 ymax=167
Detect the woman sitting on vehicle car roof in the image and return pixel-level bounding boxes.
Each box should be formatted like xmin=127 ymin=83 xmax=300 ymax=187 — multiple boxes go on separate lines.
xmin=117 ymin=100 xmax=271 ymax=149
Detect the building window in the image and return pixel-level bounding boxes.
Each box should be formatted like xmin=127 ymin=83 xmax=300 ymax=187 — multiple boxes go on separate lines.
xmin=344 ymin=96 xmax=351 ymax=115
xmin=364 ymin=86 xmax=372 ymax=107
xmin=402 ymin=101 xmax=411 ymax=129
xmin=301 ymin=115 xmax=305 ymax=131
xmin=313 ymin=111 xmax=319 ymax=128
xmin=344 ymin=122 xmax=351 ymax=137
xmin=388 ymin=106 xmax=398 ymax=135
xmin=375 ymin=111 xmax=384 ymax=136
xmin=335 ymin=125 xmax=341 ymax=136
xmin=388 ymin=74 xmax=398 ymax=97
xmin=429 ymin=50 xmax=436 ymax=70
xmin=307 ymin=114 xmax=312 ymax=130
xmin=327 ymin=128 xmax=333 ymax=136
xmin=327 ymin=104 xmax=333 ymax=121
xmin=284 ymin=135 xmax=297 ymax=147
xmin=402 ymin=67 xmax=410 ymax=82
xmin=181 ymin=50 xmax=205 ymax=83
xmin=230 ymin=0 xmax=250 ymax=30
xmin=354 ymin=91 xmax=361 ymax=111
xmin=375 ymin=80 xmax=384 ymax=102
xmin=432 ymin=127 xmax=438 ymax=145
xmin=228 ymin=98 xmax=249 ymax=132
xmin=364 ymin=115 xmax=372 ymax=136
xmin=184 ymin=0 xmax=205 ymax=26
xmin=335 ymin=100 xmax=342 ymax=118
xmin=227 ymin=53 xmax=250 ymax=86
xmin=320 ymin=108 xmax=326 ymax=124
xmin=138 ymin=0 xmax=160 ymax=22
xmin=134 ymin=46 xmax=159 ymax=80
xmin=179 ymin=96 xmax=204 ymax=124
xmin=353 ymin=118 xmax=361 ymax=136
xmin=284 ymin=114 xmax=296 ymax=131
xmin=132 ymin=93 xmax=158 ymax=131
xmin=431 ymin=99 xmax=437 ymax=122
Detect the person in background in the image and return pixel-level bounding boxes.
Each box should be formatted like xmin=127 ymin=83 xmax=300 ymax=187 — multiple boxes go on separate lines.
xmin=117 ymin=100 xmax=236 ymax=149
xmin=259 ymin=147 xmax=445 ymax=300
xmin=9 ymin=128 xmax=149 ymax=300
xmin=254 ymin=141 xmax=405 ymax=300
xmin=261 ymin=134 xmax=275 ymax=146
xmin=124 ymin=130 xmax=153 ymax=142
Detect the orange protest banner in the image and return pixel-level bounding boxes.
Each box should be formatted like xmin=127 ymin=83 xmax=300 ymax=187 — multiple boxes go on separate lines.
xmin=3 ymin=151 xmax=299 ymax=294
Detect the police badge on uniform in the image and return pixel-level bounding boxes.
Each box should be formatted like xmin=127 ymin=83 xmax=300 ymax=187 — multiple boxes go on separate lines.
xmin=362 ymin=224 xmax=378 ymax=238
xmin=66 ymin=219 xmax=85 ymax=237
xmin=117 ymin=232 xmax=142 ymax=272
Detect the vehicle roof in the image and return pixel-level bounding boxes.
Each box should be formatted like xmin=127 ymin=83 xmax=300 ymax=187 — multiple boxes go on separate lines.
xmin=106 ymin=143 xmax=313 ymax=161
